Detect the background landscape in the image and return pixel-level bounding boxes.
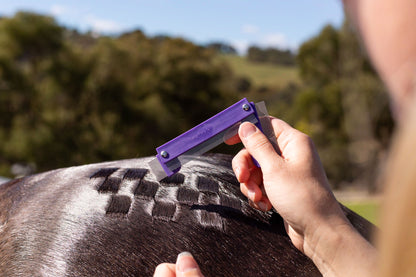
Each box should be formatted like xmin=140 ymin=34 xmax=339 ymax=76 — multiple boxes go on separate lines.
xmin=0 ymin=10 xmax=391 ymax=223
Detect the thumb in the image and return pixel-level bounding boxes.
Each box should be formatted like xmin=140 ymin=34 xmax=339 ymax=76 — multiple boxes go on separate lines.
xmin=238 ymin=122 xmax=280 ymax=173
xmin=176 ymin=252 xmax=204 ymax=277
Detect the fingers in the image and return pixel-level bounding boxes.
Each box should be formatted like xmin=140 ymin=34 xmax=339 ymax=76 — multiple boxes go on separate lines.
xmin=269 ymin=117 xmax=310 ymax=157
xmin=231 ymin=119 xmax=300 ymax=212
xmin=269 ymin=117 xmax=292 ymax=135
xmin=154 ymin=252 xmax=204 ymax=277
xmin=232 ymin=149 xmax=263 ymax=201
xmin=176 ymin=252 xmax=204 ymax=277
xmin=225 ymin=116 xmax=291 ymax=146
xmin=249 ymin=197 xmax=273 ymax=212
xmin=239 ymin=169 xmax=264 ymax=203
xmin=238 ymin=122 xmax=281 ymax=173
xmin=232 ymin=121 xmax=281 ymax=206
xmin=154 ymin=263 xmax=176 ymax=277
xmin=232 ymin=149 xmax=255 ymax=183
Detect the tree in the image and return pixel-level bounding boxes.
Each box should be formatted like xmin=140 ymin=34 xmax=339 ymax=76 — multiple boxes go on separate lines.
xmin=206 ymin=42 xmax=237 ymax=55
xmin=0 ymin=12 xmax=238 ymax=176
xmin=294 ymin=22 xmax=394 ymax=189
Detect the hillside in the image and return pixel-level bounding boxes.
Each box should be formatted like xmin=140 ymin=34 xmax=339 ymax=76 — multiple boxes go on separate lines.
xmin=217 ymin=54 xmax=300 ymax=89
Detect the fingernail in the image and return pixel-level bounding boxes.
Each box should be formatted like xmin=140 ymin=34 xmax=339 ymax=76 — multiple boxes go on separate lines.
xmin=257 ymin=201 xmax=268 ymax=211
xmin=176 ymin=252 xmax=198 ymax=273
xmin=240 ymin=122 xmax=257 ymax=139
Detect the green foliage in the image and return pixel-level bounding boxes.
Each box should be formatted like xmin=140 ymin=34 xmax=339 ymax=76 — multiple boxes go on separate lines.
xmin=0 ymin=12 xmax=237 ymax=176
xmin=0 ymin=11 xmax=394 ymax=193
xmin=0 ymin=11 xmax=63 ymax=60
xmin=206 ymin=42 xmax=237 ymax=55
xmin=294 ymin=21 xmax=394 ymax=188
xmin=297 ymin=25 xmax=340 ymax=87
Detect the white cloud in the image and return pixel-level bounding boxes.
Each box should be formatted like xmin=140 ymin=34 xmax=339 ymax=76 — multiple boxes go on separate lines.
xmin=85 ymin=15 xmax=123 ymax=34
xmin=241 ymin=24 xmax=259 ymax=34
xmin=259 ymin=33 xmax=291 ymax=49
xmin=50 ymin=4 xmax=69 ymax=16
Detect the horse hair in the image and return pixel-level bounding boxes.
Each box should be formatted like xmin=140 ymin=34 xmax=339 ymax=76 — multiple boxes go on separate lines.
xmin=0 ymin=154 xmax=374 ymax=276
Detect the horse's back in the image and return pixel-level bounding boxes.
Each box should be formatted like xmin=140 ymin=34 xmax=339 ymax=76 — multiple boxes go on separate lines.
xmin=0 ymin=154 xmax=373 ymax=276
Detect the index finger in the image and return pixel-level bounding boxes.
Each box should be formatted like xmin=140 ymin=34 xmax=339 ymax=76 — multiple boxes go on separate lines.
xmin=224 ymin=116 xmax=276 ymax=145
xmin=270 ymin=117 xmax=306 ymax=155
xmin=269 ymin=117 xmax=294 ymax=138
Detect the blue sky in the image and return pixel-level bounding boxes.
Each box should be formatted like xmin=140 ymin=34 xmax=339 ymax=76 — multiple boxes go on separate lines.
xmin=0 ymin=0 xmax=344 ymax=53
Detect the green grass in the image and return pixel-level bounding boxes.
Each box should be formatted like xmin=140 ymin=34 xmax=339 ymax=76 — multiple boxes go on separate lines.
xmin=342 ymin=200 xmax=379 ymax=225
xmin=217 ymin=54 xmax=300 ymax=89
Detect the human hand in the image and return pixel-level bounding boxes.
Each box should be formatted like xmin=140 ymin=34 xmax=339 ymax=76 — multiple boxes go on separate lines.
xmin=154 ymin=252 xmax=204 ymax=277
xmin=228 ymin=118 xmax=350 ymax=253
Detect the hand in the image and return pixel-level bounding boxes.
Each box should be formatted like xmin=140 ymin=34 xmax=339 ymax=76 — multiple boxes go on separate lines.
xmin=228 ymin=118 xmax=349 ymax=252
xmin=154 ymin=252 xmax=204 ymax=277
xmin=227 ymin=118 xmax=377 ymax=276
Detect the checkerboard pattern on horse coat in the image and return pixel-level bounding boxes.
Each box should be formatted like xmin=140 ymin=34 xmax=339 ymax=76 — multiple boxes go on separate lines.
xmin=0 ymin=154 xmax=374 ymax=276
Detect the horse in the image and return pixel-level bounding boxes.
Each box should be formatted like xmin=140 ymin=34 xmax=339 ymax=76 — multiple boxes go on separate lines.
xmin=0 ymin=154 xmax=374 ymax=276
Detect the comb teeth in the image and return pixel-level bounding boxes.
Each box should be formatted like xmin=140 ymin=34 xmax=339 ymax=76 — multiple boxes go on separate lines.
xmin=148 ymin=158 xmax=168 ymax=181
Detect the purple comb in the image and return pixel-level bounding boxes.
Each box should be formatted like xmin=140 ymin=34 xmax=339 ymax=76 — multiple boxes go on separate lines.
xmin=148 ymin=98 xmax=273 ymax=181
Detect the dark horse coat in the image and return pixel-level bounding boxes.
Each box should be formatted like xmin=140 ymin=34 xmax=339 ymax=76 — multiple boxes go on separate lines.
xmin=0 ymin=154 xmax=373 ymax=276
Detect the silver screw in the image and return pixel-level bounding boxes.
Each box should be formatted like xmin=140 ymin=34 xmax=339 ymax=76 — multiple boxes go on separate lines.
xmin=161 ymin=151 xmax=169 ymax=158
xmin=242 ymin=104 xmax=250 ymax=111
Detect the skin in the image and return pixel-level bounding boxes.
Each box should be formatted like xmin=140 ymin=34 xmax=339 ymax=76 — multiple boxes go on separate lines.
xmin=155 ymin=0 xmax=416 ymax=275
xmin=154 ymin=119 xmax=377 ymax=277
xmin=342 ymin=0 xmax=416 ymax=120
xmin=230 ymin=120 xmax=377 ymax=276
xmin=154 ymin=252 xmax=204 ymax=277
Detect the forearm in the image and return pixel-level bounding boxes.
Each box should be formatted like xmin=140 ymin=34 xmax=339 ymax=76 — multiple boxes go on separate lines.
xmin=304 ymin=219 xmax=377 ymax=277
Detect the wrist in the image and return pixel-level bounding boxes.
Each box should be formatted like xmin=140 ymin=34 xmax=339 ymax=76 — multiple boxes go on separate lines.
xmin=301 ymin=190 xmax=349 ymax=252
xmin=304 ymin=219 xmax=350 ymax=275
xmin=304 ymin=216 xmax=377 ymax=277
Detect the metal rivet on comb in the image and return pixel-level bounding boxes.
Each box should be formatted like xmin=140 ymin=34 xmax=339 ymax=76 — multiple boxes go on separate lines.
xmin=161 ymin=151 xmax=169 ymax=158
xmin=242 ymin=104 xmax=250 ymax=111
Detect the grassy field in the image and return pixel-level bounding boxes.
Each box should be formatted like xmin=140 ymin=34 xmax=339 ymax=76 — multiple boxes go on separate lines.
xmin=342 ymin=200 xmax=379 ymax=225
xmin=217 ymin=54 xmax=300 ymax=89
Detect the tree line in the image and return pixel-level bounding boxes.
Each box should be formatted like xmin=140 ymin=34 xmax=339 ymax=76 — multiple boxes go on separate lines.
xmin=206 ymin=42 xmax=295 ymax=66
xmin=0 ymin=12 xmax=239 ymax=175
xmin=0 ymin=12 xmax=393 ymax=190
xmin=247 ymin=46 xmax=295 ymax=66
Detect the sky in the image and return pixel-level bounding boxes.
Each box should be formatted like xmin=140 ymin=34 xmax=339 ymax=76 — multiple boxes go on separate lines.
xmin=0 ymin=0 xmax=345 ymax=54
